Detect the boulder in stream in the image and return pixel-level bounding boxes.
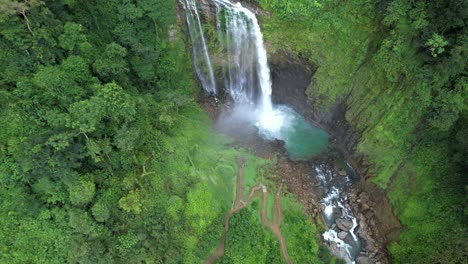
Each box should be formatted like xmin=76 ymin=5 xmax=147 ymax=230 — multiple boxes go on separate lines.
xmin=330 ymin=242 xmax=353 ymax=264
xmin=356 ymin=256 xmax=372 ymax=264
xmin=336 ymin=218 xmax=353 ymax=231
xmin=338 ymin=170 xmax=347 ymax=176
xmin=338 ymin=231 xmax=348 ymax=240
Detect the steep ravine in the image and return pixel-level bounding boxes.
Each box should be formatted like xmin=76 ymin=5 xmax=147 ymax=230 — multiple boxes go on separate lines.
xmin=268 ymin=51 xmax=403 ymax=261
xmin=268 ymin=51 xmax=402 ymax=264
xmin=177 ymin=1 xmax=401 ymax=263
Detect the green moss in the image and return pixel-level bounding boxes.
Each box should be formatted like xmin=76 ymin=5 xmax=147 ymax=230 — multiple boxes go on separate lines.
xmin=281 ymin=196 xmax=320 ymax=263
xmin=258 ymin=0 xmax=467 ymax=263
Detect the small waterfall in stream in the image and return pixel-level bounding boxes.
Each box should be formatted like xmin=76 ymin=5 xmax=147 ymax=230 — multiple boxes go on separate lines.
xmin=315 ymin=164 xmax=361 ymax=263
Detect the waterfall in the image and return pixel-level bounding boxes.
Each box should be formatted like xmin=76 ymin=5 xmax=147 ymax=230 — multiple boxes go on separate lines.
xmin=180 ymin=0 xmax=281 ymax=132
xmin=182 ymin=0 xmax=328 ymax=160
xmin=213 ymin=0 xmax=287 ymax=137
xmin=180 ymin=0 xmax=217 ymax=94
xmin=214 ymin=0 xmax=272 ymax=113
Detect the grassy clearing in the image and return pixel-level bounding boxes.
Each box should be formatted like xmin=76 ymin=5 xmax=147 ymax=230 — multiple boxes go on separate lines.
xmin=173 ymin=107 xmax=332 ymax=262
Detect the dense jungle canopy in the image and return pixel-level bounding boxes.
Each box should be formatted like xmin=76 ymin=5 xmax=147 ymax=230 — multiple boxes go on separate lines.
xmin=0 ymin=0 xmax=466 ymax=263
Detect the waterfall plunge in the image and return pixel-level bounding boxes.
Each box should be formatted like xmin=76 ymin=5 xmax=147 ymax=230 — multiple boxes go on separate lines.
xmin=181 ymin=0 xmax=327 ymax=160
xmin=214 ymin=0 xmax=286 ymax=137
xmin=180 ymin=0 xmax=285 ymax=135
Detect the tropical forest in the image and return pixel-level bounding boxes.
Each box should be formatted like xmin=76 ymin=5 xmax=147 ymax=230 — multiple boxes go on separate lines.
xmin=0 ymin=0 xmax=466 ymax=263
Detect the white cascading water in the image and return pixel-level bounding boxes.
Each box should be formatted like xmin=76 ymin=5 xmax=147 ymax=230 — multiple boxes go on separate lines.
xmin=213 ymin=0 xmax=286 ymax=136
xmin=215 ymin=1 xmax=255 ymax=103
xmin=315 ymin=165 xmax=361 ymax=264
xmin=180 ymin=0 xmax=217 ymax=94
xmin=181 ymin=0 xmax=329 ymax=160
xmin=180 ymin=0 xmax=285 ymax=135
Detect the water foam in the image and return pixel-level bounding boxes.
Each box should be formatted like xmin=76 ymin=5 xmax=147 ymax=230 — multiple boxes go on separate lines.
xmin=214 ymin=0 xmax=275 ymax=124
xmin=256 ymin=108 xmax=287 ymax=138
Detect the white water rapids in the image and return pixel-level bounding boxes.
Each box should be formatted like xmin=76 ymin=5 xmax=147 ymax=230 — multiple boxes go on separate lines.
xmin=315 ymin=165 xmax=361 ymax=263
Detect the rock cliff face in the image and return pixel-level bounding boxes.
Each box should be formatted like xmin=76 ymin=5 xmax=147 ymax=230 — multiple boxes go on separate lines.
xmin=268 ymin=44 xmax=400 ymax=264
xmin=269 ymin=52 xmax=316 ymax=119
xmin=268 ymin=51 xmax=360 ymax=152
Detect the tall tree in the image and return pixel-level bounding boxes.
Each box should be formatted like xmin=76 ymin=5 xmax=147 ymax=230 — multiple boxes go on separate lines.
xmin=0 ymin=0 xmax=43 ymax=34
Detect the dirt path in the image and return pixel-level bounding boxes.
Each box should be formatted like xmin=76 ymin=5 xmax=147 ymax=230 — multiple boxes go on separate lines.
xmin=205 ymin=157 xmax=263 ymax=264
xmin=234 ymin=157 xmax=246 ymax=206
xmin=205 ymin=157 xmax=292 ymax=264
xmin=260 ymin=184 xmax=292 ymax=264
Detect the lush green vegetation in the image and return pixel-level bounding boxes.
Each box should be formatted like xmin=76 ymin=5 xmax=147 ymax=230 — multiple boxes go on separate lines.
xmin=1 ymin=0 xmax=465 ymax=263
xmin=258 ymin=0 xmax=467 ymax=262
xmin=0 ymin=0 xmax=342 ymax=263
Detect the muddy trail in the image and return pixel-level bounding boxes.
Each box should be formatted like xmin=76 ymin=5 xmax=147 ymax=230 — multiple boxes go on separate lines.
xmin=260 ymin=184 xmax=292 ymax=264
xmin=205 ymin=157 xmax=291 ymax=264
